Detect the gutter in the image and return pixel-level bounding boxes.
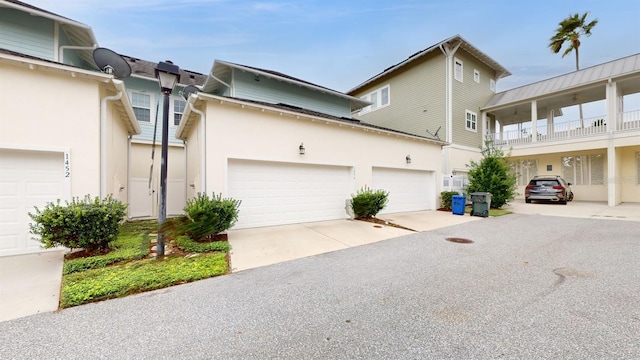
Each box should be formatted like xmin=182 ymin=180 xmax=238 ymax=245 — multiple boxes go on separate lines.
xmin=100 ymin=91 xmax=123 ymax=197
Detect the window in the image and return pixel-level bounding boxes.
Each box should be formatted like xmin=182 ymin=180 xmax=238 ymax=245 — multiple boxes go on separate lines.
xmin=561 ymin=154 xmax=606 ymax=185
xmin=474 ymin=69 xmax=480 ymax=83
xmin=489 ymin=79 xmax=496 ymax=92
xmin=174 ymin=99 xmax=186 ymax=126
xmin=465 ymin=110 xmax=477 ymax=132
xmin=512 ymin=160 xmax=538 ymax=186
xmin=359 ymin=85 xmax=391 ymax=114
xmin=454 ymin=58 xmax=463 ymax=82
xmin=131 ymin=92 xmax=151 ymax=122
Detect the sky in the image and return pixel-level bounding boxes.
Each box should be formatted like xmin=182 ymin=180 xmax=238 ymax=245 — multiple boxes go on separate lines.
xmin=26 ymin=0 xmax=640 ymax=94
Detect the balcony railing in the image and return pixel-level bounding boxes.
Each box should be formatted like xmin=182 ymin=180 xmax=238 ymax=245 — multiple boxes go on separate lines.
xmin=488 ymin=110 xmax=640 ymax=147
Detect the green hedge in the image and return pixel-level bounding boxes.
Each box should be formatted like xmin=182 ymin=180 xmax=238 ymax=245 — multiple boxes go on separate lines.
xmin=350 ymin=186 xmax=389 ymax=218
xmin=182 ymin=193 xmax=241 ymax=240
xmin=440 ymin=191 xmax=460 ymax=210
xmin=29 ymin=195 xmax=127 ymax=251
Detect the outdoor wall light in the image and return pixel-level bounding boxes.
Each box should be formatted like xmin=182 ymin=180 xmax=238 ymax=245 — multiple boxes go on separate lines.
xmin=155 ymin=60 xmax=180 ymax=258
xmin=406 ymin=155 xmax=411 ymax=164
xmin=299 ymin=143 xmax=305 ymax=155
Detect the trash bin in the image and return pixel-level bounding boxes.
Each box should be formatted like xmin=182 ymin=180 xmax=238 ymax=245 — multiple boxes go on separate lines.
xmin=469 ymin=192 xmax=492 ymax=218
xmin=452 ymin=195 xmax=466 ymax=215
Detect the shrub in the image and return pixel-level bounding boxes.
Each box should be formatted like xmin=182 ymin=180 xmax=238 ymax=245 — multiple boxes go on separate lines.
xmin=466 ymin=141 xmax=517 ymax=208
xmin=440 ymin=191 xmax=460 ymax=210
xmin=183 ymin=193 xmax=241 ymax=240
xmin=350 ymin=186 xmax=389 ymax=218
xmin=29 ymin=195 xmax=127 ymax=251
xmin=175 ymin=235 xmax=231 ymax=253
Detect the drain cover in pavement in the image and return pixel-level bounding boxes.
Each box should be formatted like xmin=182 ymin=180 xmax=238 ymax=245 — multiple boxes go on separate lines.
xmin=445 ymin=237 xmax=474 ymax=244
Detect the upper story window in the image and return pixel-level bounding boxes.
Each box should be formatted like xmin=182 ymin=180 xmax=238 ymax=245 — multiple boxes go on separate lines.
xmin=131 ymin=92 xmax=152 ymax=122
xmin=174 ymin=99 xmax=186 ymax=126
xmin=454 ymin=58 xmax=463 ymax=82
xmin=359 ymin=85 xmax=391 ymax=114
xmin=474 ymin=69 xmax=480 ymax=83
xmin=490 ymin=79 xmax=496 ymax=92
xmin=465 ymin=110 xmax=477 ymax=132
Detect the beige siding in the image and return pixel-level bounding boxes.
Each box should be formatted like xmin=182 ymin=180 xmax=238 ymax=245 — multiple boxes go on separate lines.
xmin=451 ymin=50 xmax=497 ymax=147
xmin=104 ymin=91 xmax=131 ymax=203
xmin=352 ymin=52 xmax=447 ymax=140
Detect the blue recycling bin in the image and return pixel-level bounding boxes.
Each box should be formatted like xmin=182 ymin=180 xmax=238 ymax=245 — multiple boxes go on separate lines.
xmin=452 ymin=195 xmax=466 ymax=215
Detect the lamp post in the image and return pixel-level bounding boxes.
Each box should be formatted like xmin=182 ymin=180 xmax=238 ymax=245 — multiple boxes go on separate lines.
xmin=155 ymin=60 xmax=180 ymax=258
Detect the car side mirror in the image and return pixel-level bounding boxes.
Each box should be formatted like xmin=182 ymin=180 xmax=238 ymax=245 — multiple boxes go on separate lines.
xmin=567 ymin=182 xmax=572 ymax=186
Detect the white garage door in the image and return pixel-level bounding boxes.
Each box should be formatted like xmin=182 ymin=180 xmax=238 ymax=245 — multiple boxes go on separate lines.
xmin=228 ymin=160 xmax=353 ymax=229
xmin=372 ymin=167 xmax=434 ymax=214
xmin=0 ymin=149 xmax=68 ymax=256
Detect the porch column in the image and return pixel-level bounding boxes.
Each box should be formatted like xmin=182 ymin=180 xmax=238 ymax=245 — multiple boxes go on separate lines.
xmin=606 ymin=79 xmax=618 ymax=132
xmin=547 ymin=109 xmax=554 ymax=137
xmin=530 ymin=100 xmax=538 ymax=142
xmin=606 ymin=79 xmax=619 ymax=206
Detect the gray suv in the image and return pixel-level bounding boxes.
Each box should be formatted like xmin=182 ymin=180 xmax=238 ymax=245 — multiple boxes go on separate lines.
xmin=525 ymin=175 xmax=574 ymax=204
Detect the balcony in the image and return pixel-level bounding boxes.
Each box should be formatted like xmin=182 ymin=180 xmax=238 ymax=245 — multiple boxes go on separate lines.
xmin=488 ymin=110 xmax=640 ymax=147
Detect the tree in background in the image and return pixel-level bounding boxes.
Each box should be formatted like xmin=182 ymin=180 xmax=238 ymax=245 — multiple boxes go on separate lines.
xmin=548 ymin=12 xmax=598 ymax=125
xmin=466 ymin=141 xmax=517 ymax=209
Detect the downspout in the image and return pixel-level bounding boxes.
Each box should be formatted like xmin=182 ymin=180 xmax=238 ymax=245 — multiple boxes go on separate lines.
xmin=127 ymin=135 xmax=132 ymax=218
xmin=438 ymin=41 xmax=460 ymax=175
xmin=101 ymin=91 xmax=123 ymax=197
xmin=188 ymin=102 xmax=207 ymax=194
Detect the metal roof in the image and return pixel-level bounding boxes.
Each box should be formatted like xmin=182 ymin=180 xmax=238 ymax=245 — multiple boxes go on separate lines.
xmin=348 ymin=34 xmax=511 ymax=94
xmin=202 ymin=60 xmax=371 ymax=112
xmin=483 ymin=53 xmax=640 ymax=110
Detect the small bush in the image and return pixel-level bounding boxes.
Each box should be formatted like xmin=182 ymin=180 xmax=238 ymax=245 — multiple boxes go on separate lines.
xmin=29 ymin=195 xmax=127 ymax=251
xmin=440 ymin=191 xmax=460 ymax=210
xmin=63 ymin=234 xmax=150 ymax=275
xmin=175 ymin=235 xmax=231 ymax=253
xmin=350 ymin=186 xmax=389 ymax=218
xmin=183 ymin=193 xmax=241 ymax=240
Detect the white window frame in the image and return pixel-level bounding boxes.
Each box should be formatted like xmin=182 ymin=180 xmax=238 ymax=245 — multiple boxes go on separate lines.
xmin=474 ymin=69 xmax=480 ymax=83
xmin=130 ymin=91 xmax=153 ymax=123
xmin=173 ymin=98 xmax=186 ymax=127
xmin=454 ymin=58 xmax=463 ymax=82
xmin=490 ymin=79 xmax=496 ymax=92
xmin=359 ymin=84 xmax=391 ymax=115
xmin=465 ymin=110 xmax=477 ymax=132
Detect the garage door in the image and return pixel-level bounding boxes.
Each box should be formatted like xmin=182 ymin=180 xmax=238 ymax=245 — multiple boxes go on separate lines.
xmin=228 ymin=160 xmax=353 ymax=229
xmin=372 ymin=167 xmax=434 ymax=214
xmin=0 ymin=149 xmax=68 ymax=256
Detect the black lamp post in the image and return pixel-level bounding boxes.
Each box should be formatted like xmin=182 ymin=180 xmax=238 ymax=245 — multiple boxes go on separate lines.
xmin=155 ymin=60 xmax=180 ymax=258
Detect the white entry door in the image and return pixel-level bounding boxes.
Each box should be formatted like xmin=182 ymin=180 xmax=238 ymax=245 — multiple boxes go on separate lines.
xmin=228 ymin=159 xmax=353 ymax=229
xmin=372 ymin=167 xmax=434 ymax=214
xmin=0 ymin=149 xmax=68 ymax=256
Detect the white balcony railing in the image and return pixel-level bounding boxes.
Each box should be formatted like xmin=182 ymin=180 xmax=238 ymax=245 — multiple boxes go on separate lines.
xmin=489 ymin=110 xmax=640 ymax=147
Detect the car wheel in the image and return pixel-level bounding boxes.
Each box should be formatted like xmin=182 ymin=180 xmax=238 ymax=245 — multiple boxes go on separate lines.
xmin=561 ymin=200 xmax=567 ymax=205
xmin=568 ymin=192 xmax=574 ymax=201
xmin=525 ymin=199 xmax=531 ymax=204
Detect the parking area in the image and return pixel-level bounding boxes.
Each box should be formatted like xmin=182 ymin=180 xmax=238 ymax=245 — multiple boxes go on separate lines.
xmin=506 ymin=200 xmax=640 ymax=221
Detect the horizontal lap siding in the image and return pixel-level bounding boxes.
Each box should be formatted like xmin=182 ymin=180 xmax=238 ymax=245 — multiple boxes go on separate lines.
xmin=0 ymin=9 xmax=54 ymax=60
xmin=352 ymin=52 xmax=447 ymax=139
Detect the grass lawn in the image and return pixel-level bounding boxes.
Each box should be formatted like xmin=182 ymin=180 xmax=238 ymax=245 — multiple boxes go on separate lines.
xmin=60 ymin=219 xmax=230 ymax=308
xmin=464 ymin=206 xmax=512 ymax=217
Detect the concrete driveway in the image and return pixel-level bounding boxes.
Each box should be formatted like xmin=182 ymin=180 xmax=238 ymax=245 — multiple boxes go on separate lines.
xmin=1 ymin=214 xmax=638 ymax=358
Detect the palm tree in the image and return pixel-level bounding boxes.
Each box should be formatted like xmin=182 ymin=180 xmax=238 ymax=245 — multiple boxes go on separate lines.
xmin=549 ymin=12 xmax=598 ymax=125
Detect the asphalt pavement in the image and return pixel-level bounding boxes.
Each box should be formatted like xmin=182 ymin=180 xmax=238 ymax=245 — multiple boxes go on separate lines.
xmin=1 ymin=214 xmax=639 ymax=359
